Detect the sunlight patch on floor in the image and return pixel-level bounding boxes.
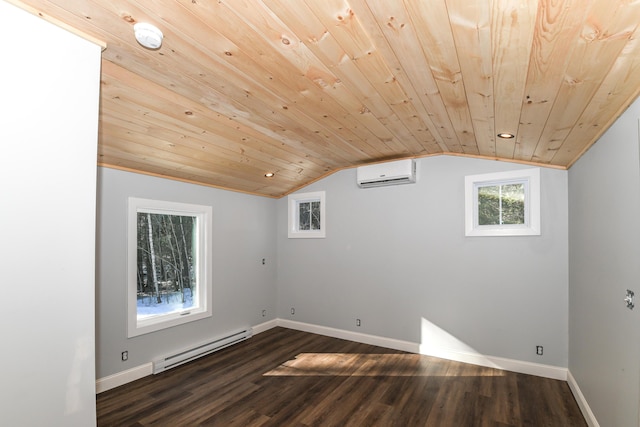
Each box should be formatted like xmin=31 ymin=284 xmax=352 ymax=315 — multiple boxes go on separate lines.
xmin=263 ymin=352 xmax=504 ymax=377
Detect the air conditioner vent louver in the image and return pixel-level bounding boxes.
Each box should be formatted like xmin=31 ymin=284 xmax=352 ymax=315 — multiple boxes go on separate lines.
xmin=357 ymin=159 xmax=417 ymax=188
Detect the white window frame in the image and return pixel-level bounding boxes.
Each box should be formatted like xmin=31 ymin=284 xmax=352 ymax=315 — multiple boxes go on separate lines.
xmin=288 ymin=191 xmax=326 ymax=238
xmin=127 ymin=197 xmax=213 ymax=337
xmin=464 ymin=168 xmax=540 ymax=237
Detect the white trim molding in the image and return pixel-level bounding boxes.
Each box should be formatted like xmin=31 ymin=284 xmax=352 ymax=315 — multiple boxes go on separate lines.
xmin=96 ymin=363 xmax=153 ymax=394
xmin=567 ymin=370 xmax=600 ymax=427
xmin=127 ymin=197 xmax=213 ymax=338
xmin=97 ymin=319 xmax=571 ymax=393
xmin=280 ymin=319 xmax=566 ymax=381
xmin=418 ymin=343 xmax=567 ymax=380
xmin=287 ymin=191 xmax=326 ymax=238
xmin=252 ymin=318 xmax=278 ymax=335
xmin=277 ymin=319 xmax=417 ymax=354
xmin=465 ymin=168 xmax=541 ymax=237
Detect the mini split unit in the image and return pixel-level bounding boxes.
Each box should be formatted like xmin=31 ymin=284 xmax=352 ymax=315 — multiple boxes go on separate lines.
xmin=356 ymin=159 xmax=417 ymax=188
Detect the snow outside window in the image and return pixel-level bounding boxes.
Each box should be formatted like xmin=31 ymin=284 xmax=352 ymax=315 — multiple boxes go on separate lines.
xmin=127 ymin=198 xmax=213 ymax=337
xmin=288 ymin=191 xmax=326 ymax=238
xmin=464 ymin=168 xmax=540 ymax=237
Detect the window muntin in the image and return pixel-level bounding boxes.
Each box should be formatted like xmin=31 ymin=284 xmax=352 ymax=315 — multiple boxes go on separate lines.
xmin=288 ymin=191 xmax=326 ymax=238
xmin=465 ymin=169 xmax=540 ymax=237
xmin=128 ymin=198 xmax=212 ymax=337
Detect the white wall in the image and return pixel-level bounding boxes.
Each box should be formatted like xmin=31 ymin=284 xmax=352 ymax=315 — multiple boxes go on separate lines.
xmin=0 ymin=2 xmax=101 ymax=425
xmin=96 ymin=168 xmax=277 ymax=378
xmin=569 ymin=98 xmax=640 ymax=426
xmin=277 ymin=156 xmax=569 ymax=367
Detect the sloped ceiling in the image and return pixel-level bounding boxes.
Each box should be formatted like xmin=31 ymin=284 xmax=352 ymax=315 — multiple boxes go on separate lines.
xmin=14 ymin=0 xmax=640 ymax=197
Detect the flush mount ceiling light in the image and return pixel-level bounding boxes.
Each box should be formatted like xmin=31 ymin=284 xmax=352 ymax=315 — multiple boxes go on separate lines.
xmin=497 ymin=132 xmax=515 ymax=139
xmin=264 ymin=172 xmax=275 ymax=178
xmin=134 ymin=23 xmax=163 ymax=49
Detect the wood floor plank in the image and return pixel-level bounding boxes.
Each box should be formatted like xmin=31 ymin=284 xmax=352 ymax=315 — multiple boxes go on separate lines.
xmin=96 ymin=327 xmax=587 ymax=426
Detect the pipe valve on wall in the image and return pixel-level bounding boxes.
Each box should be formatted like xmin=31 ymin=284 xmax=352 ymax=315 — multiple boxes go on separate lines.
xmin=624 ymin=289 xmax=634 ymax=310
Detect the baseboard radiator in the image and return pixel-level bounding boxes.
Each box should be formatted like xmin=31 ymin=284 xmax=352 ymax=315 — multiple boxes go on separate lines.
xmin=152 ymin=327 xmax=253 ymax=374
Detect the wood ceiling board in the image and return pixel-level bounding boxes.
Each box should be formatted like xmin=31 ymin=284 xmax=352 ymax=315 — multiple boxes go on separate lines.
xmin=514 ymin=0 xmax=589 ymax=161
xmin=98 ymin=142 xmax=288 ymax=196
xmin=13 ymin=0 xmax=640 ymax=196
xmin=554 ymin=20 xmax=640 ymax=166
xmin=100 ymin=109 xmax=310 ymax=184
xmin=402 ymin=0 xmax=477 ymax=154
xmin=349 ymin=0 xmax=457 ymax=153
xmin=215 ymin=0 xmax=407 ymax=160
xmin=532 ymin=0 xmax=640 ymax=163
xmin=447 ymin=0 xmax=497 ymax=158
xmin=167 ymin=0 xmax=390 ymax=161
xmin=304 ymin=0 xmax=438 ymax=154
xmin=100 ymin=57 xmax=353 ymax=173
xmin=262 ymin=0 xmax=436 ymax=156
xmin=491 ymin=0 xmax=538 ymax=160
xmin=94 ymin=0 xmax=372 ymax=169
xmin=213 ymin=0 xmax=409 ymax=160
xmin=100 ymin=62 xmax=330 ymax=177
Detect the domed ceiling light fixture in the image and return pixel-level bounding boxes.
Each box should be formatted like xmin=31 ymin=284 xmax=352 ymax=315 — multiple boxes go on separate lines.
xmin=134 ymin=23 xmax=163 ymax=50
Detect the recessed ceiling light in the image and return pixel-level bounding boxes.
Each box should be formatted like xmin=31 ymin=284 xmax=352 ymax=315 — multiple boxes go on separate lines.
xmin=497 ymin=132 xmax=515 ymax=139
xmin=134 ymin=23 xmax=163 ymax=50
xmin=264 ymin=172 xmax=275 ymax=178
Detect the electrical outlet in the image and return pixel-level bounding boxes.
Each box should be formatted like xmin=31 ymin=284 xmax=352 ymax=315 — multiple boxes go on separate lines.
xmin=291 ymin=307 xmax=295 ymax=315
xmin=121 ymin=351 xmax=128 ymax=361
xmin=356 ymin=319 xmax=361 ymax=327
xmin=262 ymin=309 xmax=266 ymax=317
xmin=536 ymin=346 xmax=543 ymax=356
xmin=262 ymin=258 xmax=266 ymax=265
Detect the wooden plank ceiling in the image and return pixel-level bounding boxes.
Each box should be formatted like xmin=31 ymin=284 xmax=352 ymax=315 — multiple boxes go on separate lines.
xmin=13 ymin=0 xmax=640 ymax=197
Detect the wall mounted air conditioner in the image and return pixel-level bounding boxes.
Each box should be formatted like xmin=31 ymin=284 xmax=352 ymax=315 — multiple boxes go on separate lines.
xmin=356 ymin=159 xmax=417 ymax=188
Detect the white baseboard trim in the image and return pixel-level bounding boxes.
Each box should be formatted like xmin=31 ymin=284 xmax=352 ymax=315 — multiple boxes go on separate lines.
xmin=277 ymin=319 xmax=418 ymax=353
xmin=252 ymin=318 xmax=278 ymax=335
xmin=96 ymin=319 xmax=569 ymax=393
xmin=96 ymin=363 xmax=152 ymax=394
xmin=567 ymin=370 xmax=600 ymax=427
xmin=95 ymin=321 xmax=277 ymax=394
xmin=418 ymin=345 xmax=567 ymax=381
xmin=278 ymin=319 xmax=567 ymax=381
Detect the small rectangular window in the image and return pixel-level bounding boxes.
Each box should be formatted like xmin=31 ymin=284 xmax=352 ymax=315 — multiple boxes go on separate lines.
xmin=465 ymin=169 xmax=540 ymax=236
xmin=288 ymin=191 xmax=326 ymax=238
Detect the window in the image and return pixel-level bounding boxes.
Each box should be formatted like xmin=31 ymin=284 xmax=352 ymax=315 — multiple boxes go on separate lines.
xmin=128 ymin=198 xmax=212 ymax=337
xmin=465 ymin=168 xmax=540 ymax=236
xmin=288 ymin=191 xmax=326 ymax=238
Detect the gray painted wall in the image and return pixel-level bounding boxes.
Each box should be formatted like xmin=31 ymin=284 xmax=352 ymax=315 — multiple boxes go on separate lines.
xmin=569 ymin=98 xmax=640 ymax=426
xmin=96 ymin=168 xmax=277 ymax=378
xmin=277 ymin=156 xmax=569 ymax=367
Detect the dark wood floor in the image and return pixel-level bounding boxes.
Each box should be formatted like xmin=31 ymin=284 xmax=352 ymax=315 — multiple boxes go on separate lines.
xmin=97 ymin=327 xmax=587 ymax=426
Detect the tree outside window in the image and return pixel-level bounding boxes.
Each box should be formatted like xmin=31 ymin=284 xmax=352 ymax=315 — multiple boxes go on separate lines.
xmin=297 ymin=200 xmax=321 ymax=231
xmin=128 ymin=198 xmax=212 ymax=337
xmin=477 ymin=183 xmax=525 ymax=225
xmin=136 ymin=212 xmax=196 ymax=319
